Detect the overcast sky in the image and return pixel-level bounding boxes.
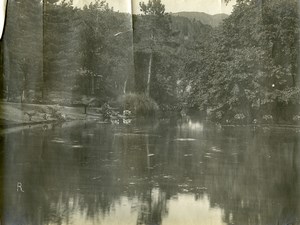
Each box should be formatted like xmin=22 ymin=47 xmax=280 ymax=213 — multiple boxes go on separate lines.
xmin=73 ymin=0 xmax=236 ymax=15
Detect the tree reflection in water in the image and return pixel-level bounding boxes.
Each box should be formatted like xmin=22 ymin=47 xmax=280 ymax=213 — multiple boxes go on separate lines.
xmin=0 ymin=121 xmax=299 ymax=225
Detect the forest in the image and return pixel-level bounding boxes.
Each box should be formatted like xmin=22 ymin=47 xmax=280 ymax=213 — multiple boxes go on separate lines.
xmin=0 ymin=0 xmax=299 ymax=124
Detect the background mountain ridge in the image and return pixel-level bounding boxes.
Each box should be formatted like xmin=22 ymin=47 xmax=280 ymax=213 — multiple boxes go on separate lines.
xmin=171 ymin=11 xmax=229 ymax=27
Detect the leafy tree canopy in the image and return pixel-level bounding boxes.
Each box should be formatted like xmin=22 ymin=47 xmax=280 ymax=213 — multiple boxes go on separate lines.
xmin=139 ymin=0 xmax=166 ymax=15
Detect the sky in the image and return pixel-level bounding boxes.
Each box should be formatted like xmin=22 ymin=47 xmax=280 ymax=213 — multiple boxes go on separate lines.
xmin=72 ymin=0 xmax=237 ymax=15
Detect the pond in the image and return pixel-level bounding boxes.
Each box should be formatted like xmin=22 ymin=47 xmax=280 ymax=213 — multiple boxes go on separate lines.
xmin=0 ymin=120 xmax=300 ymax=225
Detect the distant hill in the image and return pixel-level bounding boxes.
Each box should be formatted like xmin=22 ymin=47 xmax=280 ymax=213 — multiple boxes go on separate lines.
xmin=171 ymin=12 xmax=229 ymax=27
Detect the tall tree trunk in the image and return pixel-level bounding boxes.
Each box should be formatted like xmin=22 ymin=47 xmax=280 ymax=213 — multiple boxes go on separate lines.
xmin=123 ymin=79 xmax=127 ymax=94
xmin=91 ymin=75 xmax=95 ymax=95
xmin=21 ymin=73 xmax=27 ymax=103
xmin=42 ymin=0 xmax=46 ymax=101
xmin=146 ymin=52 xmax=153 ymax=97
xmin=41 ymin=67 xmax=46 ymax=101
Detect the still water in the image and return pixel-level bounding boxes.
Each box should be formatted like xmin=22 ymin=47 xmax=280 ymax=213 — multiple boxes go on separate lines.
xmin=0 ymin=120 xmax=300 ymax=225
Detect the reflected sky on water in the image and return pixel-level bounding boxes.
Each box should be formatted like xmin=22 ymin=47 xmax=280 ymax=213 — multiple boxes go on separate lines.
xmin=0 ymin=120 xmax=299 ymax=225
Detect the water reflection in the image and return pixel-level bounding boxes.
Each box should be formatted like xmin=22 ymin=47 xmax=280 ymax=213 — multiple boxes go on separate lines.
xmin=1 ymin=121 xmax=300 ymax=225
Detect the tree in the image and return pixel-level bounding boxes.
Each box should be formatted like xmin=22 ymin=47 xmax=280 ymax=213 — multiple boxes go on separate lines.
xmin=3 ymin=0 xmax=43 ymax=102
xmin=43 ymin=0 xmax=81 ymax=99
xmin=139 ymin=0 xmax=165 ymax=16
xmin=183 ymin=0 xmax=299 ymax=123
xmin=78 ymin=0 xmax=123 ymax=98
xmin=134 ymin=0 xmax=171 ymax=97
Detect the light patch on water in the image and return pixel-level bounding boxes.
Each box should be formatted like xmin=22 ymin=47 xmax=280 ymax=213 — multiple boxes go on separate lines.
xmin=45 ymin=192 xmax=225 ymax=225
xmin=48 ymin=197 xmax=139 ymax=225
xmin=175 ymin=138 xmax=197 ymax=141
xmin=177 ymin=121 xmax=204 ymax=132
xmin=210 ymin=146 xmax=222 ymax=152
xmin=51 ymin=138 xmax=65 ymax=144
xmin=204 ymin=153 xmax=213 ymax=159
xmin=188 ymin=120 xmax=204 ymax=131
xmin=114 ymin=133 xmax=160 ymax=137
xmin=164 ymin=194 xmax=226 ymax=225
xmin=72 ymin=145 xmax=83 ymax=148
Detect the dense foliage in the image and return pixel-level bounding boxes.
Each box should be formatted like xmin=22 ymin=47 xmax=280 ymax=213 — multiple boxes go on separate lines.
xmin=0 ymin=0 xmax=299 ymax=123
xmin=181 ymin=0 xmax=300 ymax=123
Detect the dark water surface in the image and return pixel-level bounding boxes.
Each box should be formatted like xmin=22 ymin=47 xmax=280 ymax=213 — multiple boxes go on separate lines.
xmin=1 ymin=120 xmax=300 ymax=225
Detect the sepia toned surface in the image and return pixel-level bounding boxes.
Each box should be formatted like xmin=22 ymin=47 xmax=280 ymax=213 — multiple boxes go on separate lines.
xmin=0 ymin=0 xmax=300 ymax=224
xmin=72 ymin=0 xmax=235 ymax=14
xmin=1 ymin=121 xmax=300 ymax=225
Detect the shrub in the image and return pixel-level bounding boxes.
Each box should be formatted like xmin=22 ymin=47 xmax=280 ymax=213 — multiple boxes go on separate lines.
xmin=117 ymin=94 xmax=159 ymax=117
xmin=293 ymin=115 xmax=300 ymax=121
xmin=262 ymin=115 xmax=273 ymax=123
xmin=234 ymin=113 xmax=245 ymax=120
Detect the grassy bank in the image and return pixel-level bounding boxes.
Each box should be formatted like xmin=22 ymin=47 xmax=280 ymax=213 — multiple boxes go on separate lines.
xmin=0 ymin=101 xmax=101 ymax=127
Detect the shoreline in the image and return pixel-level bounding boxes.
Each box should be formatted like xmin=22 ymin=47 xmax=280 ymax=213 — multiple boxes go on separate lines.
xmin=0 ymin=101 xmax=102 ymax=130
xmin=1 ymin=102 xmax=299 ymax=132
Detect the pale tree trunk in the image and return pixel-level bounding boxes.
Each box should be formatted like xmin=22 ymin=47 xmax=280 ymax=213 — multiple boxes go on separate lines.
xmin=91 ymin=75 xmax=95 ymax=95
xmin=123 ymin=79 xmax=127 ymax=94
xmin=21 ymin=73 xmax=27 ymax=103
xmin=146 ymin=52 xmax=153 ymax=97
xmin=21 ymin=90 xmax=25 ymax=103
